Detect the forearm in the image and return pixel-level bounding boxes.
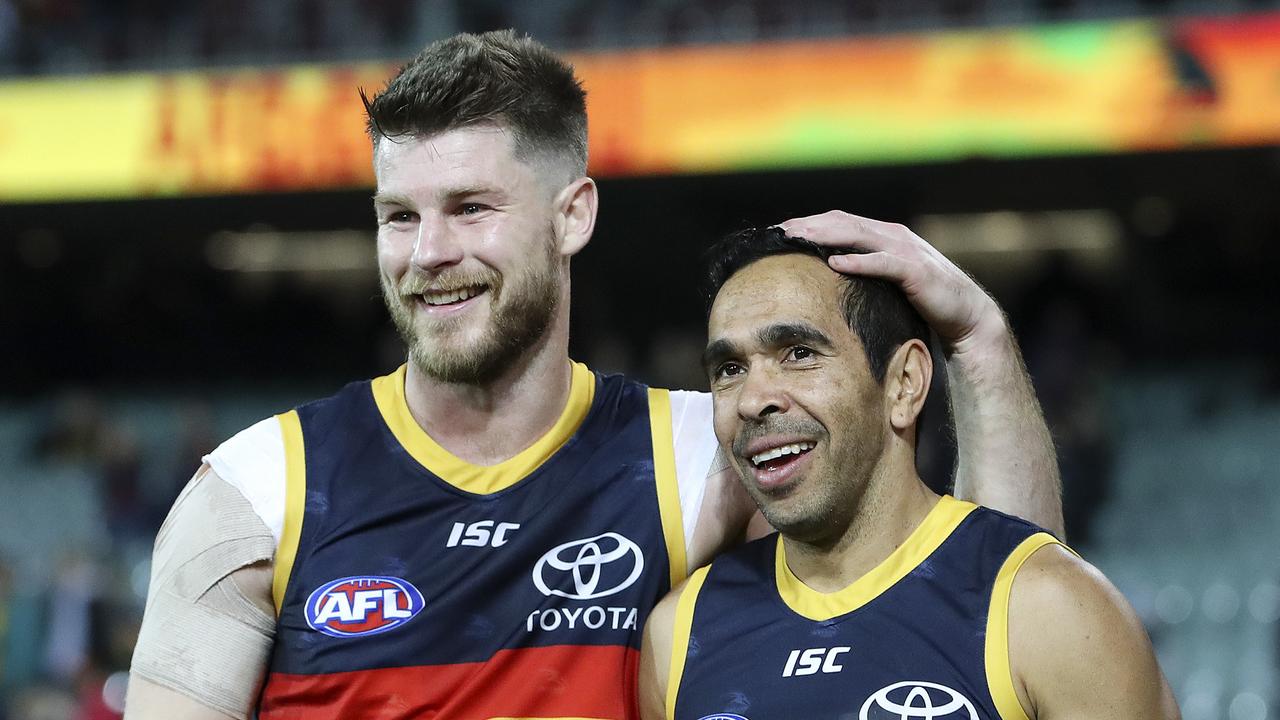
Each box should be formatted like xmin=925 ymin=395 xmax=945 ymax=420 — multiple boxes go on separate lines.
xmin=947 ymin=305 xmax=1064 ymax=536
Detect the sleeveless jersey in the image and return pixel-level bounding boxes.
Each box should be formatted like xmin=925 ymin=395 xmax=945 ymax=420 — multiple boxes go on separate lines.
xmin=668 ymin=495 xmax=1065 ymax=720
xmin=257 ymin=363 xmax=691 ymax=719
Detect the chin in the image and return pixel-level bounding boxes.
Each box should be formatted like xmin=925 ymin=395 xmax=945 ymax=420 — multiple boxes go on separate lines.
xmin=410 ymin=334 xmax=528 ymax=385
xmin=760 ymin=503 xmax=833 ymax=544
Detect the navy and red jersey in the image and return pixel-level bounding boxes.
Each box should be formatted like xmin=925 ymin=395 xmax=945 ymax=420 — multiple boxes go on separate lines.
xmin=667 ymin=496 xmax=1065 ymax=720
xmin=258 ymin=363 xmax=691 ymax=719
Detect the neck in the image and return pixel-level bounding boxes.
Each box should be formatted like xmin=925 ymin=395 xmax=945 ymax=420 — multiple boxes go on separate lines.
xmin=402 ymin=299 xmax=574 ymax=466
xmin=782 ymin=449 xmax=940 ymax=594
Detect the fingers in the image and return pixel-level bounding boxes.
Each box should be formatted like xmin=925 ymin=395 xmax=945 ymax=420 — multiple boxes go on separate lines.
xmin=827 ymin=251 xmax=907 ymax=283
xmin=778 ymin=210 xmax=873 ymax=240
xmin=777 ymin=211 xmax=906 ymax=252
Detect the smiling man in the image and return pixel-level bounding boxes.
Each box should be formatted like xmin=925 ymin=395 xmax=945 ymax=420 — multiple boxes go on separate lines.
xmin=126 ymin=31 xmax=1065 ymax=720
xmin=639 ymin=227 xmax=1179 ymax=720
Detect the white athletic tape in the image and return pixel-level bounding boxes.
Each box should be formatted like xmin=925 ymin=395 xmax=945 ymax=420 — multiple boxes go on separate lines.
xmin=130 ymin=469 xmax=277 ymax=719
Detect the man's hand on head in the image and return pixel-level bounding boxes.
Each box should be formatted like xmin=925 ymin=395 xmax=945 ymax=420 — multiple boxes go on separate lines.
xmin=779 ymin=210 xmax=1064 ymax=537
xmin=777 ymin=211 xmax=1004 ymax=355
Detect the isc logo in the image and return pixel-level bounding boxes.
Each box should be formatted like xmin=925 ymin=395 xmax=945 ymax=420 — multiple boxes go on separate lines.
xmin=782 ymin=646 xmax=851 ymax=677
xmin=304 ymin=576 xmax=425 ymax=638
xmin=446 ymin=520 xmax=520 ymax=548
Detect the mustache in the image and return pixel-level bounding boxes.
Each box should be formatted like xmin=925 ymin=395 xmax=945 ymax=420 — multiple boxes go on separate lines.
xmin=398 ymin=269 xmax=499 ymax=296
xmin=731 ymin=416 xmax=826 ymax=458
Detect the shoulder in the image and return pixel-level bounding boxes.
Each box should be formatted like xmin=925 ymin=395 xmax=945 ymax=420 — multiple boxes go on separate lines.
xmin=640 ymin=564 xmax=714 ymax=719
xmin=646 ymin=530 xmax=761 ymax=641
xmin=666 ymin=388 xmax=712 ymax=418
xmin=1010 ymin=544 xmax=1138 ymax=644
xmin=1007 ymin=545 xmax=1179 ymax=719
xmin=204 ymin=415 xmax=289 ymax=543
xmin=650 ymin=387 xmax=716 ymax=452
xmin=648 ymin=564 xmax=710 ymax=641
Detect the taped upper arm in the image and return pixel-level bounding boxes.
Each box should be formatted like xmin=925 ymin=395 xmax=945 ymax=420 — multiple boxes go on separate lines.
xmin=127 ymin=466 xmax=277 ymax=720
xmin=1008 ymin=545 xmax=1179 ymax=720
xmin=126 ymin=676 xmax=239 ymax=720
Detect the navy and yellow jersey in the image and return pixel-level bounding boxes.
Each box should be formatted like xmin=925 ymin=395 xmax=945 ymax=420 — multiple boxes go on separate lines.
xmin=255 ymin=363 xmax=697 ymax=720
xmin=666 ymin=495 xmax=1066 ymax=720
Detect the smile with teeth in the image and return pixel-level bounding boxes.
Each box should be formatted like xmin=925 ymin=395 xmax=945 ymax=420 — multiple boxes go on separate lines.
xmin=750 ymin=442 xmax=816 ymax=467
xmin=420 ymin=286 xmax=485 ymax=306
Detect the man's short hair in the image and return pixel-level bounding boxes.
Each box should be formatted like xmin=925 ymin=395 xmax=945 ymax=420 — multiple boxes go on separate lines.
xmin=362 ymin=30 xmax=588 ymax=177
xmin=705 ymin=226 xmax=929 ymax=383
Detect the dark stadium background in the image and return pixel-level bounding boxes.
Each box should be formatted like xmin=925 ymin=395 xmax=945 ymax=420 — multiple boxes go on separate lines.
xmin=8 ymin=148 xmax=1278 ymax=387
xmin=2 ymin=1 xmax=1279 ymax=718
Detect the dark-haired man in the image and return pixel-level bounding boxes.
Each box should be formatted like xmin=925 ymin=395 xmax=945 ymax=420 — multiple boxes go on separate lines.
xmin=639 ymin=228 xmax=1178 ymax=720
xmin=127 ymin=31 xmax=1061 ymax=720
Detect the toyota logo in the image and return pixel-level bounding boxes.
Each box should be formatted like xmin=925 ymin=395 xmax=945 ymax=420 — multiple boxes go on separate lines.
xmin=860 ymin=681 xmax=978 ymax=720
xmin=532 ymin=532 xmax=645 ymax=600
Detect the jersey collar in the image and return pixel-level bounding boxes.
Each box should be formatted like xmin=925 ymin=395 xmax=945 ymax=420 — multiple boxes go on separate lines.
xmin=775 ymin=494 xmax=977 ymax=621
xmin=370 ymin=361 xmax=596 ymax=494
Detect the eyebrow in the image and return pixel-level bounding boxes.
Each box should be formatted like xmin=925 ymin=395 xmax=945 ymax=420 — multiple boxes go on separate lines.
xmin=702 ymin=338 xmax=741 ymax=376
xmin=372 ymin=185 xmax=502 ymax=207
xmin=702 ymin=322 xmax=834 ymax=375
xmin=757 ymin=322 xmax=833 ymax=352
xmin=372 ymin=191 xmax=412 ymax=207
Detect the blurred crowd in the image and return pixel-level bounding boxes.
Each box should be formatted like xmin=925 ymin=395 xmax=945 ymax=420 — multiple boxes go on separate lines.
xmin=4 ymin=0 xmax=1279 ymax=77
xmin=0 ymin=396 xmax=218 ymax=720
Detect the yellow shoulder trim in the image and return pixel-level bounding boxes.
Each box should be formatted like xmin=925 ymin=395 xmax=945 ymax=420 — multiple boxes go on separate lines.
xmin=985 ymin=532 xmax=1072 ymax=720
xmin=776 ymin=495 xmax=977 ymax=621
xmin=370 ymin=361 xmax=596 ymax=494
xmin=272 ymin=410 xmax=307 ymax=615
xmin=666 ymin=565 xmax=711 ymax=720
xmin=649 ymin=388 xmax=688 ymax=589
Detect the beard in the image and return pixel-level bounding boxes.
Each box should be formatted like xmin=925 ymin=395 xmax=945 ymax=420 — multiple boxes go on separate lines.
xmin=730 ymin=410 xmax=882 ymax=547
xmin=381 ymin=240 xmax=561 ymax=386
xmin=730 ymin=416 xmax=834 ymax=541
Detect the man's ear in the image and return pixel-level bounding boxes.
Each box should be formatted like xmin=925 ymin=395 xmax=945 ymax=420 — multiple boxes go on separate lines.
xmin=553 ymin=176 xmax=598 ymax=257
xmin=885 ymin=339 xmax=933 ymax=432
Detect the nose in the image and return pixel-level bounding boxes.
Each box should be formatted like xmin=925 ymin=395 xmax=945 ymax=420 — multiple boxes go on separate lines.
xmin=736 ymin=364 xmax=790 ymax=421
xmin=410 ymin=214 xmax=464 ymax=272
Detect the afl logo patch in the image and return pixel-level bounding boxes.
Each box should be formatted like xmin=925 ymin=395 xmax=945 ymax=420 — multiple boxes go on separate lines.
xmin=697 ymin=715 xmax=750 ymax=720
xmin=860 ymin=681 xmax=978 ymax=720
xmin=304 ymin=575 xmax=425 ymax=638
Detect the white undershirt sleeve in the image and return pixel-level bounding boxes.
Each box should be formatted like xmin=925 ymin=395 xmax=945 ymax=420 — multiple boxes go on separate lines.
xmin=668 ymin=390 xmax=719 ymax=561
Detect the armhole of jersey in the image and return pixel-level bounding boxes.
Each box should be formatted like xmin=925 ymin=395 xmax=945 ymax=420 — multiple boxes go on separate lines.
xmin=272 ymin=410 xmax=307 ymax=615
xmin=666 ymin=564 xmax=711 ymax=720
xmin=985 ymin=532 xmax=1070 ymax=720
xmin=649 ymin=388 xmax=687 ymax=590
